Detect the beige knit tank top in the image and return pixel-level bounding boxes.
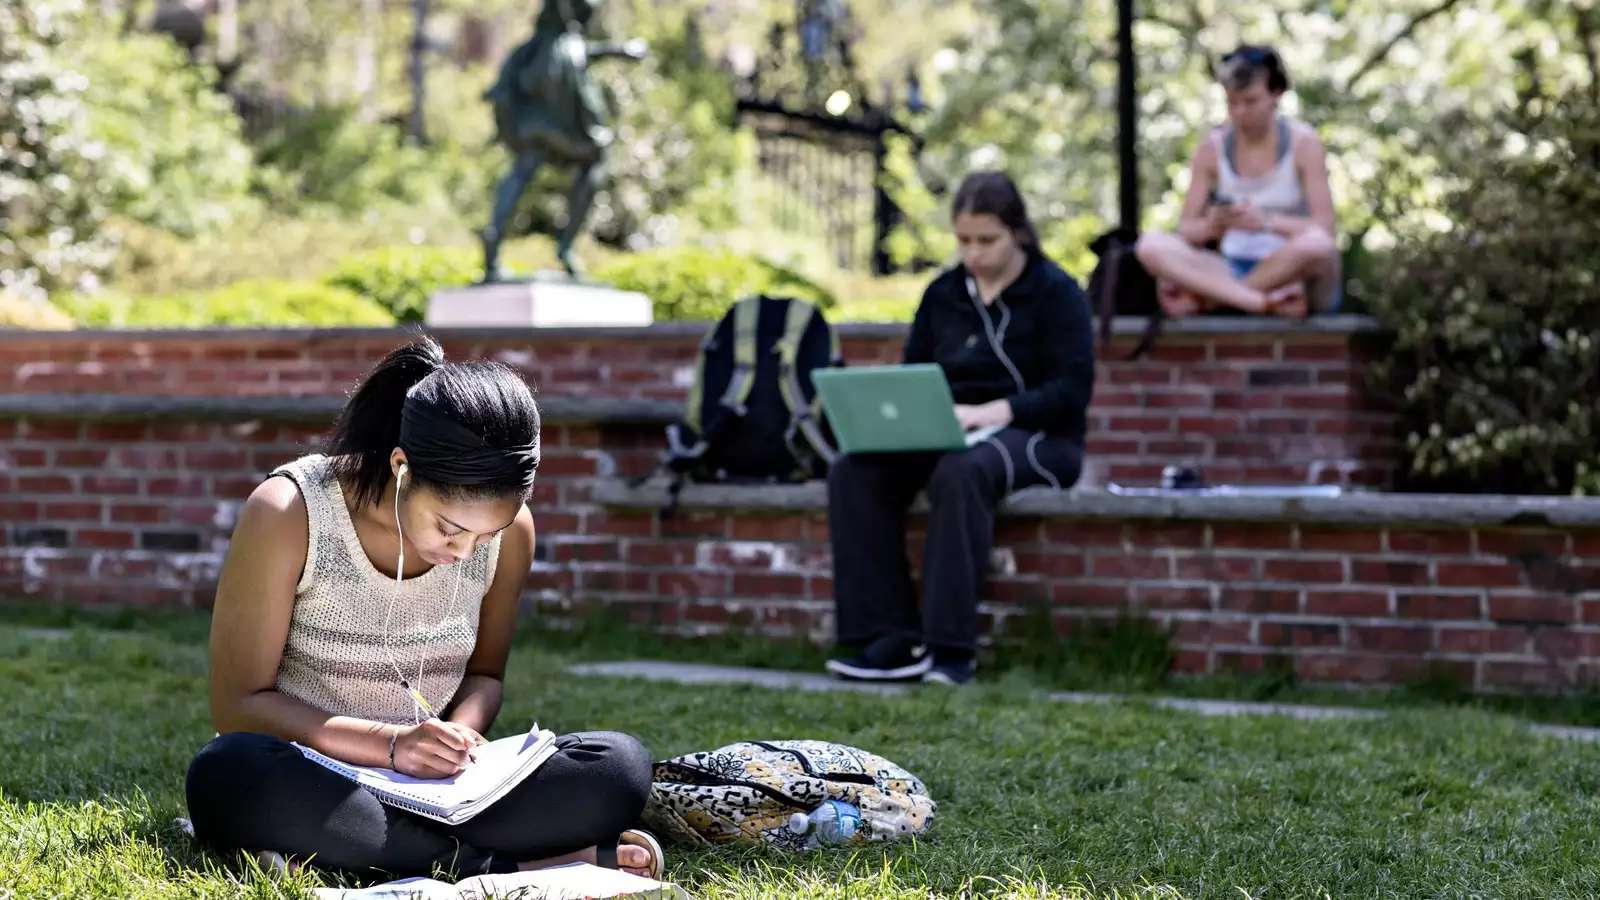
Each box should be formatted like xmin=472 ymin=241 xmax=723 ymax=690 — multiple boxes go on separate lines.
xmin=270 ymin=454 xmax=502 ymax=725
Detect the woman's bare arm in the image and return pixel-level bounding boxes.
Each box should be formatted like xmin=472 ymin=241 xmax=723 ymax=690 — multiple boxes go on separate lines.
xmin=208 ymin=478 xmax=396 ymax=767
xmin=1177 ymin=139 xmax=1227 ymax=246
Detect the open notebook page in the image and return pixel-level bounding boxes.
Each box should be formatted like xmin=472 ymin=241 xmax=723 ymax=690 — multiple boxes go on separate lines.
xmin=296 ymin=723 xmax=558 ymax=823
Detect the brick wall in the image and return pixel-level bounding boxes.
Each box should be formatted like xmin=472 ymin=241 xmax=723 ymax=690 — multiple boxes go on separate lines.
xmin=22 ymin=320 xmax=1578 ymax=691
xmin=0 ymin=319 xmax=1396 ymax=487
xmin=5 ymin=400 xmax=1594 ymax=692
xmin=565 ymin=497 xmax=1600 ymax=693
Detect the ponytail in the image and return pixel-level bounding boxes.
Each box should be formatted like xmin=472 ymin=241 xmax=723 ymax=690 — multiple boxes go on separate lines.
xmin=328 ymin=337 xmax=445 ymax=508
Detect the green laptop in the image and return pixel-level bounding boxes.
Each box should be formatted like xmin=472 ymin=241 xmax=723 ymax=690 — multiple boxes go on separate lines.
xmin=814 ymin=364 xmax=999 ymax=454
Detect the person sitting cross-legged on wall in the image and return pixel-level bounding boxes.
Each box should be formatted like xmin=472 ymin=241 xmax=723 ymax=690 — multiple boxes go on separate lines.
xmin=824 ymin=171 xmax=1094 ymax=687
xmin=1136 ymin=44 xmax=1340 ymax=319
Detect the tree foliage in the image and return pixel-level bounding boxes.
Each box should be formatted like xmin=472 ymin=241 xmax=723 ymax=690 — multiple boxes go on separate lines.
xmin=896 ymin=0 xmax=1600 ymax=297
xmin=69 ymin=31 xmax=257 ymax=236
xmin=1367 ymin=97 xmax=1600 ymax=495
xmin=0 ymin=0 xmax=113 ymax=301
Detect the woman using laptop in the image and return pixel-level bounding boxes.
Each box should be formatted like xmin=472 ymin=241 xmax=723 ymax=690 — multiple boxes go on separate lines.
xmin=186 ymin=338 xmax=663 ymax=882
xmin=825 ymin=171 xmax=1093 ymax=685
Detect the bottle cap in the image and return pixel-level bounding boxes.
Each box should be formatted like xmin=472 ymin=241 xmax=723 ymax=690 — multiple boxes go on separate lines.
xmin=787 ymin=813 xmax=809 ymax=834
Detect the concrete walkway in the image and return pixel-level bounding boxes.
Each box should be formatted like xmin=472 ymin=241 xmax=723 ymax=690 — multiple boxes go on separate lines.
xmin=565 ymin=660 xmax=1600 ymax=743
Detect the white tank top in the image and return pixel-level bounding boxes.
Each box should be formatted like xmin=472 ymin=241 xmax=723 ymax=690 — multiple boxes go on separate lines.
xmin=269 ymin=454 xmax=502 ymax=725
xmin=1214 ymin=118 xmax=1309 ymax=261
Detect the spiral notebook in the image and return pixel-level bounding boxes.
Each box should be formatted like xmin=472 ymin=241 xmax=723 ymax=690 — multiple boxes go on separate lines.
xmin=295 ymin=723 xmax=560 ymax=825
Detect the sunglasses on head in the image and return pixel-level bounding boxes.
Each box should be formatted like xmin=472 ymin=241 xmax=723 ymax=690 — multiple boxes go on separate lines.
xmin=1222 ymin=47 xmax=1277 ymax=66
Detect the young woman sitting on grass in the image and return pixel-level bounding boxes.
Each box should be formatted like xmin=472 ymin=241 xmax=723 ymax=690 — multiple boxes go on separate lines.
xmin=186 ymin=337 xmax=663 ymax=882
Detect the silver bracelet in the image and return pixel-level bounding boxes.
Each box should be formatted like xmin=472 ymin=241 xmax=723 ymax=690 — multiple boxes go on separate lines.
xmin=388 ymin=728 xmax=399 ymax=770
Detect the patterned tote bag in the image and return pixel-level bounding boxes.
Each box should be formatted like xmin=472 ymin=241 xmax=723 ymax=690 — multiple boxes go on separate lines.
xmin=642 ymin=740 xmax=935 ymax=850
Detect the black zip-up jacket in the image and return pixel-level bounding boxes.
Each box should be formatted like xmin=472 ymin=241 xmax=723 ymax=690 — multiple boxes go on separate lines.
xmin=903 ymin=253 xmax=1095 ymax=444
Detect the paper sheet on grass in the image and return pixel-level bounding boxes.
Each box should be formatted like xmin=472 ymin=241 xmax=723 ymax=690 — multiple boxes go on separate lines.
xmin=312 ymin=861 xmax=687 ymax=900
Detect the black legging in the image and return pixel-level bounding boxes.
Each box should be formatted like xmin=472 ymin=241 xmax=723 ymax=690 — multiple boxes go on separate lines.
xmin=828 ymin=426 xmax=1084 ymax=654
xmin=186 ymin=730 xmax=652 ymax=879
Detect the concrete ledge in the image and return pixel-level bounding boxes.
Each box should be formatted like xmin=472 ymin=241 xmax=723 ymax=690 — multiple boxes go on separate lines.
xmin=595 ymin=478 xmax=1600 ymax=529
xmin=0 ymin=393 xmax=680 ymax=426
xmin=0 ymin=315 xmax=1380 ymax=343
xmin=567 ymin=661 xmax=1600 ymax=741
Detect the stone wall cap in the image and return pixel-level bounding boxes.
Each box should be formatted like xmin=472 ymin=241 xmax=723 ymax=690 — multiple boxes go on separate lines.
xmin=0 ymin=315 xmax=1380 ymax=344
xmin=0 ymin=393 xmax=679 ymax=426
xmin=596 ymin=479 xmax=1600 ymax=529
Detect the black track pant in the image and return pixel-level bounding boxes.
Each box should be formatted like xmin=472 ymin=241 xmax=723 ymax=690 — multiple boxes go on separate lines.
xmin=186 ymin=730 xmax=651 ymax=880
xmin=828 ymin=426 xmax=1083 ymax=654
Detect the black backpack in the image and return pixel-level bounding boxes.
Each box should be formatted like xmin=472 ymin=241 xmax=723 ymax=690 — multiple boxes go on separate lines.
xmin=643 ymin=295 xmax=841 ymax=511
xmin=1087 ymin=227 xmax=1162 ymax=360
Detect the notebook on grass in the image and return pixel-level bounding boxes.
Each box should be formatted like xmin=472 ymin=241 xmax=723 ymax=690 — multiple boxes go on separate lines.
xmin=313 ymin=862 xmax=687 ymax=900
xmin=295 ymin=723 xmax=559 ymax=825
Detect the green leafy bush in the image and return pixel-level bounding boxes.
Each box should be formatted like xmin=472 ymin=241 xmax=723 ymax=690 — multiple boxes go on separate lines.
xmin=56 ymin=280 xmax=392 ymax=328
xmin=326 ymin=246 xmax=481 ymax=323
xmin=828 ymin=295 xmax=921 ymax=323
xmin=69 ymin=32 xmax=256 ymax=237
xmin=593 ymin=247 xmax=834 ymax=322
xmin=251 ymin=106 xmax=491 ymax=231
xmin=0 ymin=293 xmax=74 ymax=330
xmin=1368 ymin=98 xmax=1600 ymax=495
xmin=0 ymin=1 xmax=115 ymax=300
xmin=106 ymin=215 xmax=473 ymax=296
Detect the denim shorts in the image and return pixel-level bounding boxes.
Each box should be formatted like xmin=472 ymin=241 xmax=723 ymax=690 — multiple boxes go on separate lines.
xmin=1225 ymin=256 xmax=1342 ymax=313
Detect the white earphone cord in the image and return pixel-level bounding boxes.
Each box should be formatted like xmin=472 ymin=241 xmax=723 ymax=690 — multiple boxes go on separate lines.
xmin=382 ymin=469 xmax=469 ymax=725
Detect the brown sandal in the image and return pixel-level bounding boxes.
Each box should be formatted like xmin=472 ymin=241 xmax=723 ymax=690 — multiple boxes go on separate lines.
xmin=594 ymin=828 xmax=664 ymax=881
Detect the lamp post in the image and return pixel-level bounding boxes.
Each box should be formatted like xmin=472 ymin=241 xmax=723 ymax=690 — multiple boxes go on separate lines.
xmin=1117 ymin=0 xmax=1139 ymax=235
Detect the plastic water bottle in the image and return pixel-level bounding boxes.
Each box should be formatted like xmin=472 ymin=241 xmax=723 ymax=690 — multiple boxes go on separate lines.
xmin=787 ymin=799 xmax=861 ymax=849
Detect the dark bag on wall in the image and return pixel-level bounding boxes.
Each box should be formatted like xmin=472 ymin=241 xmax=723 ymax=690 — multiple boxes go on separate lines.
xmin=1087 ymin=228 xmax=1162 ymax=360
xmin=639 ymin=295 xmax=842 ymax=515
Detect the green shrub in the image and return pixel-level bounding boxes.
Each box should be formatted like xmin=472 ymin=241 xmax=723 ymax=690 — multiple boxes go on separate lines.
xmin=822 ymin=270 xmax=926 ymax=323
xmin=829 ymin=295 xmax=921 ymax=323
xmin=593 ymin=246 xmax=834 ymax=322
xmin=1368 ymin=98 xmax=1600 ymax=495
xmin=105 ymin=216 xmax=474 ymax=296
xmin=0 ymin=2 xmax=115 ymax=300
xmin=251 ymin=106 xmax=492 ymax=232
xmin=0 ymin=293 xmax=75 ymax=330
xmin=69 ymin=32 xmax=256 ymax=237
xmin=56 ymin=279 xmax=393 ymax=328
xmin=326 ymin=246 xmax=481 ymax=323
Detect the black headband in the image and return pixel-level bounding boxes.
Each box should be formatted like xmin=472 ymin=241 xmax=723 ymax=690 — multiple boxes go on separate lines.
xmin=398 ymin=393 xmax=539 ymax=489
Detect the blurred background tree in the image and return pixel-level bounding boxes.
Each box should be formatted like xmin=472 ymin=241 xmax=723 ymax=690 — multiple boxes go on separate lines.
xmin=0 ymin=1 xmax=116 ymax=303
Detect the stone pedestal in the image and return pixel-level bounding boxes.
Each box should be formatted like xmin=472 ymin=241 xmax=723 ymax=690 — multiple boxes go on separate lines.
xmin=425 ymin=278 xmax=653 ymax=328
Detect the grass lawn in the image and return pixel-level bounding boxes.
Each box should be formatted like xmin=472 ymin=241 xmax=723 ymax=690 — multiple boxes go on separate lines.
xmin=5 ymin=605 xmax=1600 ymax=898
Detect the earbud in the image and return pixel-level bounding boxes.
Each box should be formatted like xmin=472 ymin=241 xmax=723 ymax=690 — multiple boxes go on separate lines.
xmin=394 ymin=465 xmax=407 ymax=570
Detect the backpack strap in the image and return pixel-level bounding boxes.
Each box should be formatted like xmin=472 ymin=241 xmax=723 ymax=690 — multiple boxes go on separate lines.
xmin=684 ymin=332 xmax=711 ymax=435
xmin=718 ymin=297 xmax=761 ymax=415
xmin=773 ymin=299 xmax=838 ymax=470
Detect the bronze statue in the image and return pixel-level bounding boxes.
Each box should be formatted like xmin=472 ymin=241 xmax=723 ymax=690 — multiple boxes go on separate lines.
xmin=481 ymin=0 xmax=646 ymax=281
